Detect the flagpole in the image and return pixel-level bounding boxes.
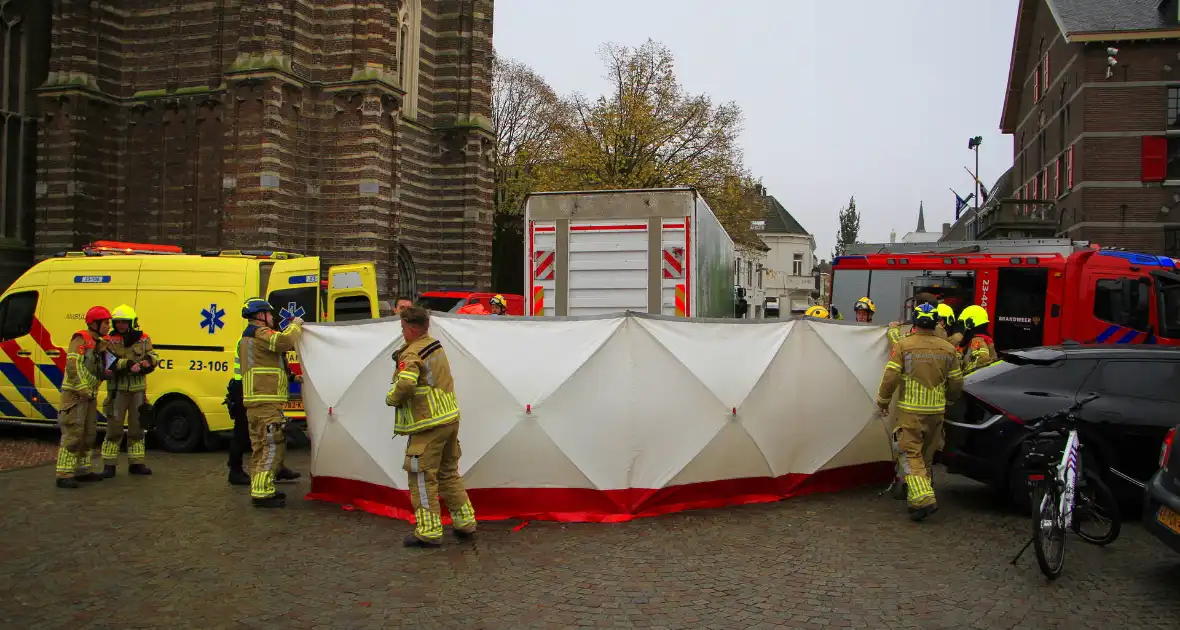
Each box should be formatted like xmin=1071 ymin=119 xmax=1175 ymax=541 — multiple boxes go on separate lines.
xmin=974 ymin=144 xmax=980 ymax=212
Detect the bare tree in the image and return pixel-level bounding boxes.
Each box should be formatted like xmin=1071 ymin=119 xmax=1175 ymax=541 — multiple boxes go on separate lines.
xmin=491 ymin=52 xmax=566 ymax=216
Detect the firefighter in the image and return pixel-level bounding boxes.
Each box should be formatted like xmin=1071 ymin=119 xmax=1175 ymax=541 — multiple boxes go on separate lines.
xmin=99 ymin=305 xmax=159 ymax=477
xmin=55 ymin=306 xmax=112 ymax=488
xmin=831 ymin=306 xmax=844 ymax=320
xmin=225 ymin=322 xmax=303 ymax=487
xmin=238 ymin=298 xmax=304 ymax=508
xmin=853 ymin=297 xmax=875 ymax=323
xmin=387 ymin=306 xmax=477 ymax=547
xmin=393 ymin=296 xmax=415 ymax=315
xmin=875 ymin=303 xmax=964 ymax=521
xmin=489 ymin=294 xmax=507 ymax=316
xmin=935 ymin=303 xmax=962 ymax=346
xmin=887 ymin=292 xmax=938 ymax=347
xmin=958 ymin=304 xmax=997 ymax=374
xmin=804 ymin=305 xmax=829 ymax=319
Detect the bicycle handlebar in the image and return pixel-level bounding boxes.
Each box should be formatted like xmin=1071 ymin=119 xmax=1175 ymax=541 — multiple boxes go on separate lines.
xmin=1025 ymin=393 xmax=1100 ymax=430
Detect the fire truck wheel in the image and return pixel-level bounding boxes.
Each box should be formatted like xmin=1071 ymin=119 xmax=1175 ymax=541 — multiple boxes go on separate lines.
xmin=153 ymin=398 xmax=206 ymax=453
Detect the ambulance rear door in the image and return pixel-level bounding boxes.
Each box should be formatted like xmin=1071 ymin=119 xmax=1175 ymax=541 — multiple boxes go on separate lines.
xmin=325 ymin=263 xmax=379 ymax=322
xmin=264 ymin=258 xmax=320 ymax=330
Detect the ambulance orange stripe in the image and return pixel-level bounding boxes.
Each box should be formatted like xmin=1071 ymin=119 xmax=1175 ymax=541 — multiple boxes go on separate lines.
xmin=0 ymin=339 xmax=37 ymax=385
xmin=29 ymin=318 xmax=66 ymax=372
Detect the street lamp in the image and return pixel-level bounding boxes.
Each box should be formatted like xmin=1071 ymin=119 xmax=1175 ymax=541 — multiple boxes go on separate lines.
xmin=967 ymin=136 xmax=983 ymax=212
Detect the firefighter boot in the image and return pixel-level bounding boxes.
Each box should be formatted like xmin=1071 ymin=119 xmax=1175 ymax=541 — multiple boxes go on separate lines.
xmin=251 ymin=495 xmax=286 ymax=509
xmin=56 ymin=477 xmax=80 ymax=489
xmin=74 ymin=472 xmax=104 ymax=483
xmin=276 ymin=466 xmax=302 ymax=482
xmin=403 ymin=534 xmax=442 ymax=548
xmin=228 ymin=468 xmax=250 ymax=486
xmin=101 ymin=464 xmax=117 ymax=479
xmin=129 ymin=463 xmax=152 ymax=476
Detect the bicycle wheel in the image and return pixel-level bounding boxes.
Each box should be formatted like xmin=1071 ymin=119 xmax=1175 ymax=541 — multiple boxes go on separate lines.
xmin=1072 ymin=469 xmax=1121 ymax=546
xmin=1031 ymin=482 xmax=1067 ymax=579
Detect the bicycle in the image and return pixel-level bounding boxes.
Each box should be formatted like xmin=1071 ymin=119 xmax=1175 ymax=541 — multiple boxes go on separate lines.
xmin=1009 ymin=394 xmax=1121 ymax=580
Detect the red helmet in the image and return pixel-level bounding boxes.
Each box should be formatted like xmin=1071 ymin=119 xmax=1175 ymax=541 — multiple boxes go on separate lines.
xmin=85 ymin=306 xmax=112 ymax=325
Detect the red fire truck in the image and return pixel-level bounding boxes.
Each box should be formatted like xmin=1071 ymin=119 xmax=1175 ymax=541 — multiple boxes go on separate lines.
xmin=830 ymin=241 xmax=1180 ymax=352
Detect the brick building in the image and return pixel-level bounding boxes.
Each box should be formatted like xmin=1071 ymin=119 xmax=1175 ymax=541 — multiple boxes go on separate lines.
xmin=991 ymin=0 xmax=1180 ymax=255
xmin=0 ymin=0 xmax=494 ymax=297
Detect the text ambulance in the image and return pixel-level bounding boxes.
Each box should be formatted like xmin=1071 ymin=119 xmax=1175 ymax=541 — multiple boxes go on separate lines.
xmin=0 ymin=241 xmax=378 ymax=452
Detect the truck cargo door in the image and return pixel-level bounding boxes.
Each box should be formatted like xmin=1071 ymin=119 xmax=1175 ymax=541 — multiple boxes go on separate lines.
xmin=326 ymin=263 xmax=379 ymax=322
xmin=993 ymin=268 xmax=1049 ymax=351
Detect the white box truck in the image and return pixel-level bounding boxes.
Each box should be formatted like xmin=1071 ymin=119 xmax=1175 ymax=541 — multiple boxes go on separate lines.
xmin=523 ymin=188 xmax=736 ymax=317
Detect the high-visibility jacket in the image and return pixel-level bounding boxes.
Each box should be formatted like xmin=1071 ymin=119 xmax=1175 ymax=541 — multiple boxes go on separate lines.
xmin=105 ymin=331 xmax=159 ymax=392
xmin=887 ymin=322 xmax=949 ymax=350
xmin=232 ymin=328 xmax=243 ymax=381
xmin=237 ymin=322 xmax=302 ymax=407
xmin=877 ymin=329 xmax=964 ymax=415
xmin=961 ymin=333 xmax=997 ymax=375
xmin=63 ymin=330 xmax=106 ymax=398
xmin=386 ymin=334 xmax=460 ymax=435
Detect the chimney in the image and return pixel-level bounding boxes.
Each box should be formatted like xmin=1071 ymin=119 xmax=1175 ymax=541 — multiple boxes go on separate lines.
xmin=889 ymin=229 xmax=897 ymax=243
xmin=942 ymin=222 xmax=951 ymax=236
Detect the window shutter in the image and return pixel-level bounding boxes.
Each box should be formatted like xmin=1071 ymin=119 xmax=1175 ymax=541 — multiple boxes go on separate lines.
xmin=1054 ymin=158 xmax=1062 ymax=198
xmin=1034 ymin=63 xmax=1041 ymax=101
xmin=1042 ymin=54 xmax=1049 ymax=95
xmin=1142 ymin=136 xmax=1167 ymax=183
xmin=1067 ymin=145 xmax=1075 ymax=188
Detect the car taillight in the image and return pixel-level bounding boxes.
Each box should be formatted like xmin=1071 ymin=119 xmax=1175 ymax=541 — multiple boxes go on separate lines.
xmin=1161 ymin=427 xmax=1175 ymax=468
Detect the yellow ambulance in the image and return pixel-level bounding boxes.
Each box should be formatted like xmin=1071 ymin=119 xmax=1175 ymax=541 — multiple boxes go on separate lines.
xmin=0 ymin=241 xmax=379 ymax=452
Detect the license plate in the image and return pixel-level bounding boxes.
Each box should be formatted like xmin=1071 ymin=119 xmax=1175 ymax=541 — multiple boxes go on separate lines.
xmin=1158 ymin=506 xmax=1180 ymax=534
xmin=283 ymin=400 xmax=303 ymax=411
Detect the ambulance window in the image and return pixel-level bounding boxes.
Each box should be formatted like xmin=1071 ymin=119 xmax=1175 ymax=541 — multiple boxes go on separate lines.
xmin=334 ymin=296 xmax=372 ymax=322
xmin=1093 ymin=278 xmax=1150 ymax=331
xmin=267 ymin=287 xmax=318 ymax=328
xmin=0 ymin=291 xmax=37 ymax=341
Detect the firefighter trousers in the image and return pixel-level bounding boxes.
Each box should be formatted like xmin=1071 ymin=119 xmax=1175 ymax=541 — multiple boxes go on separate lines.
xmin=896 ymin=412 xmax=942 ymax=509
xmin=247 ymin=404 xmax=286 ymax=499
xmin=56 ymin=391 xmax=98 ymax=478
xmin=403 ymin=421 xmax=477 ymax=542
xmin=101 ymin=390 xmax=147 ymax=463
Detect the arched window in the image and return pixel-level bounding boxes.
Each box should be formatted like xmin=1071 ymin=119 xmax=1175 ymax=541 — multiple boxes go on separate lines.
xmin=397 ymin=244 xmax=418 ymax=298
xmin=397 ymin=0 xmax=421 ymax=119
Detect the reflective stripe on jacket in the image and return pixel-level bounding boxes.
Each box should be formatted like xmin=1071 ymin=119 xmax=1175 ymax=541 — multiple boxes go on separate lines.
xmin=386 ymin=335 xmax=460 ymax=435
xmin=238 ymin=322 xmax=302 ymax=406
xmin=961 ymin=333 xmax=997 ymax=375
xmin=877 ymin=329 xmax=964 ymax=415
xmin=63 ymin=331 xmax=105 ymax=397
xmin=105 ymin=332 xmax=159 ymax=392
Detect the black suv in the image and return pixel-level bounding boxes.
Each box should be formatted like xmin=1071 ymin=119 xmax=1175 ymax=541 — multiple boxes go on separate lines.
xmin=942 ymin=344 xmax=1180 ymax=506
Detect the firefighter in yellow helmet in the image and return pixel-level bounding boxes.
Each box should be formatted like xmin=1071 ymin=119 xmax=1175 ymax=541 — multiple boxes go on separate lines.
xmin=876 ymin=302 xmax=963 ymax=521
xmin=238 ymin=297 xmax=303 ymax=508
xmin=387 ymin=306 xmax=477 ymax=547
xmin=959 ymin=304 xmax=997 ymax=374
xmin=935 ymin=303 xmax=961 ymax=346
xmin=853 ymin=297 xmax=876 ymax=323
xmin=489 ymin=294 xmax=507 ymax=316
xmin=99 ymin=305 xmax=159 ymax=477
xmin=804 ymin=305 xmax=829 ymax=319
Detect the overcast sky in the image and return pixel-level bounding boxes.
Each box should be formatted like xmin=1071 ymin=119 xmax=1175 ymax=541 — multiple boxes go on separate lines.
xmin=493 ymin=0 xmax=1019 ymax=258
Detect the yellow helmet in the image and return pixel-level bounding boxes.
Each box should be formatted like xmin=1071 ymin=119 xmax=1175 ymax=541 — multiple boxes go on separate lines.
xmin=804 ymin=305 xmax=829 ymax=319
xmin=854 ymin=297 xmax=876 ymax=313
xmin=111 ymin=304 xmax=137 ymax=321
xmin=489 ymin=294 xmax=506 ymax=308
xmin=960 ymin=304 xmax=989 ymax=329
xmin=913 ymin=302 xmax=938 ymax=323
xmin=935 ymin=303 xmax=955 ymax=324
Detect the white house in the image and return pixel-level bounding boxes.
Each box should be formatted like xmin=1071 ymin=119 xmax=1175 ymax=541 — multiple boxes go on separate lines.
xmin=737 ymin=189 xmax=816 ymax=317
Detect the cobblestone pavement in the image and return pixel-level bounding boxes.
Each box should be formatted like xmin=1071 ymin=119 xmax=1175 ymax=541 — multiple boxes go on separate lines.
xmin=1 ymin=449 xmax=1178 ymax=630
xmin=0 ymin=426 xmax=58 ymax=471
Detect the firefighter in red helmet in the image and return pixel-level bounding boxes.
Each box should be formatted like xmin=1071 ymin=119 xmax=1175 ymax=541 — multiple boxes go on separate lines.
xmin=55 ymin=306 xmax=113 ymax=488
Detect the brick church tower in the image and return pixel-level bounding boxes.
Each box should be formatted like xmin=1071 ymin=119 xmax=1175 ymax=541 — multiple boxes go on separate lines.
xmin=13 ymin=0 xmax=493 ymax=297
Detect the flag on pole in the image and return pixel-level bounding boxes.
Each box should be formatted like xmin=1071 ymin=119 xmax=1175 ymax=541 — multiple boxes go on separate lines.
xmin=963 ymin=167 xmax=990 ymax=205
xmin=950 ymin=188 xmax=974 ymax=220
